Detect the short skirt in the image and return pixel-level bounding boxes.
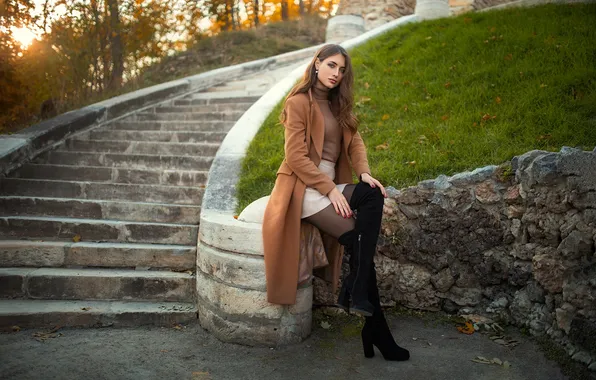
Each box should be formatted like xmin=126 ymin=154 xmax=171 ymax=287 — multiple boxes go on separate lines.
xmin=301 ymin=159 xmax=347 ymax=219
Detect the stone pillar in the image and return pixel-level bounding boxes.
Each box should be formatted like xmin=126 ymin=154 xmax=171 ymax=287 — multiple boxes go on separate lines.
xmin=415 ymin=0 xmax=450 ymax=20
xmin=196 ymin=197 xmax=312 ymax=346
xmin=325 ymin=15 xmax=366 ymax=43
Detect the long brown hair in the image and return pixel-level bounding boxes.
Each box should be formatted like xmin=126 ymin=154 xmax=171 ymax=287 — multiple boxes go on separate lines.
xmin=280 ymin=44 xmax=357 ymax=134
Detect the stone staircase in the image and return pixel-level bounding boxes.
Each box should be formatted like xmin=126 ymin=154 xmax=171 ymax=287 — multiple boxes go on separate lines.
xmin=0 ymin=90 xmax=261 ymax=328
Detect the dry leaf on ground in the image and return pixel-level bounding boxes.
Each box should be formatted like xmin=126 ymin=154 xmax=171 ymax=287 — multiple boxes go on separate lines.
xmin=375 ymin=142 xmax=389 ymax=150
xmin=320 ymin=321 xmax=331 ymax=330
xmin=456 ymin=321 xmax=475 ymax=335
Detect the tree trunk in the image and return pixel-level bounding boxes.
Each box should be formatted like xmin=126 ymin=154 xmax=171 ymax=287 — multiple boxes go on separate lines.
xmin=299 ymin=0 xmax=304 ymax=15
xmin=107 ymin=0 xmax=123 ymax=90
xmin=281 ymin=1 xmax=289 ymax=21
xmin=254 ymin=0 xmax=259 ymax=27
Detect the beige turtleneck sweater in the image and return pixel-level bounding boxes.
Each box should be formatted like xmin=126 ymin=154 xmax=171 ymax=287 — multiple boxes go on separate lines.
xmin=312 ymin=85 xmax=342 ymax=163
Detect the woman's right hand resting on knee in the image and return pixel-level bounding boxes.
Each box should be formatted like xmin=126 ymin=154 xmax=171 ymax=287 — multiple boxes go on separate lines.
xmin=328 ymin=187 xmax=353 ymax=219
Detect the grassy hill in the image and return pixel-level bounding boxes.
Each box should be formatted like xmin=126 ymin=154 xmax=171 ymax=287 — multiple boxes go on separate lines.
xmin=236 ymin=3 xmax=596 ymax=213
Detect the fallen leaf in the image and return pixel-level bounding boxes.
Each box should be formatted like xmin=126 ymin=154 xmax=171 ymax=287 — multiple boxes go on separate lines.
xmin=407 ymin=161 xmax=416 ymax=166
xmin=161 ymin=349 xmax=169 ymax=353
xmin=540 ymin=83 xmax=548 ymax=88
xmin=504 ymin=53 xmax=513 ymax=61
xmin=233 ymin=215 xmax=238 ymax=219
xmin=412 ymin=337 xmax=418 ymax=340
xmin=394 ymin=59 xmax=401 ymax=64
xmin=441 ymin=115 xmax=449 ymax=121
xmin=72 ymin=234 xmax=81 ymax=243
xmin=81 ymin=307 xmax=91 ymax=311
xmin=359 ymin=96 xmax=371 ymax=103
xmin=11 ymin=326 xmax=20 ymax=332
xmin=396 ymin=129 xmax=403 ymax=134
xmin=449 ymin=65 xmax=456 ymax=71
xmin=403 ymin=105 xmax=408 ymax=112
xmin=464 ymin=17 xmax=472 ymax=23
xmin=364 ymin=82 xmax=370 ymax=89
xmin=503 ymin=361 xmax=511 ymax=369
xmin=173 ymin=324 xmax=183 ymax=330
xmin=496 ymin=96 xmax=502 ymax=104
xmin=492 ymin=358 xmax=503 ymax=365
xmin=320 ymin=321 xmax=331 ymax=329
xmin=473 ymin=122 xmax=478 ymax=126
xmin=381 ymin=114 xmax=390 ymax=121
xmin=375 ymin=142 xmax=389 ymax=150
xmin=425 ymin=36 xmax=432 ymax=40
xmin=191 ymin=371 xmax=211 ymax=380
xmin=457 ymin=321 xmax=475 ymax=335
xmin=444 ymin=82 xmax=451 ymax=89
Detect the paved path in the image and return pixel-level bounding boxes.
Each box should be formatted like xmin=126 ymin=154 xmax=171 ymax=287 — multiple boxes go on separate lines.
xmin=0 ymin=313 xmax=569 ymax=380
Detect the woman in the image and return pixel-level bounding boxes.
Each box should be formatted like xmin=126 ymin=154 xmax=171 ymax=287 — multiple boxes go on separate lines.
xmin=262 ymin=44 xmax=409 ymax=361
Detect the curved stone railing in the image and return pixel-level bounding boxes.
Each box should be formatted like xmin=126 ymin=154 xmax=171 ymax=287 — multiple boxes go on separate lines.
xmin=196 ymin=14 xmax=419 ymax=346
xmin=0 ymin=46 xmax=324 ymax=177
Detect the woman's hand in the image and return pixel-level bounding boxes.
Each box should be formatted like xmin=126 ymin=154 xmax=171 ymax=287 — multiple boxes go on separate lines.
xmin=328 ymin=187 xmax=353 ymax=219
xmin=360 ymin=173 xmax=387 ymax=198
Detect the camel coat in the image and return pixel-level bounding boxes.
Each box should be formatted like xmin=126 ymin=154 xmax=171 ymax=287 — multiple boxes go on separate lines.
xmin=262 ymin=90 xmax=370 ymax=305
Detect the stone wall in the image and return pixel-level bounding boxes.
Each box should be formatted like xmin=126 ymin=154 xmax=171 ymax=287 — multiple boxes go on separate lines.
xmin=336 ymin=0 xmax=519 ymax=30
xmin=315 ymin=147 xmax=596 ymax=369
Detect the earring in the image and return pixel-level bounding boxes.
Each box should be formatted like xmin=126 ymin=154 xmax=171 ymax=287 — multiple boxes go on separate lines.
xmin=315 ymin=69 xmax=318 ymax=74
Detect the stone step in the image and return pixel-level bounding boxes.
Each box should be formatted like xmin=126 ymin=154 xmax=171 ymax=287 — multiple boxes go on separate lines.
xmin=134 ymin=111 xmax=243 ymax=122
xmin=0 ymin=240 xmax=195 ymax=270
xmin=0 ymin=299 xmax=197 ymax=328
xmin=0 ymin=178 xmax=204 ymax=205
xmin=175 ymin=95 xmax=260 ymax=105
xmin=37 ymin=151 xmax=213 ymax=170
xmin=10 ymin=164 xmax=208 ymax=187
xmin=0 ymin=216 xmax=198 ymax=245
xmin=78 ymin=130 xmax=227 ymax=144
xmin=105 ymin=121 xmax=235 ymax=132
xmin=0 ymin=196 xmax=201 ymax=224
xmin=0 ymin=267 xmax=195 ymax=302
xmin=156 ymin=103 xmax=253 ymax=113
xmin=60 ymin=139 xmax=220 ymax=156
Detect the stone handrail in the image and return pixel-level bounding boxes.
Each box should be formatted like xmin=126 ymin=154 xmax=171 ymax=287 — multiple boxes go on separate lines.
xmin=0 ymin=45 xmax=324 ymax=177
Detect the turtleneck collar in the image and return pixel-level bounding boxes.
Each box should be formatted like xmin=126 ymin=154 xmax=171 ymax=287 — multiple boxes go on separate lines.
xmin=312 ymin=84 xmax=330 ymax=101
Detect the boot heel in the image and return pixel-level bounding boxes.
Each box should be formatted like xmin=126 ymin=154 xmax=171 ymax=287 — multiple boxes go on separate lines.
xmin=362 ymin=332 xmax=375 ymax=358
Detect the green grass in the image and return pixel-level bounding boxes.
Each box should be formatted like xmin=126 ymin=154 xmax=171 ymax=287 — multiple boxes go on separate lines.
xmin=236 ymin=3 xmax=596 ymax=213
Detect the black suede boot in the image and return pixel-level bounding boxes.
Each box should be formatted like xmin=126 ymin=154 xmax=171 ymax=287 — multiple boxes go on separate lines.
xmin=362 ymin=264 xmax=410 ymax=361
xmin=345 ymin=182 xmax=385 ymax=316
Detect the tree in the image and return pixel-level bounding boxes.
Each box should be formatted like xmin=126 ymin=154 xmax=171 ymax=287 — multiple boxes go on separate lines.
xmin=107 ymin=0 xmax=123 ymax=89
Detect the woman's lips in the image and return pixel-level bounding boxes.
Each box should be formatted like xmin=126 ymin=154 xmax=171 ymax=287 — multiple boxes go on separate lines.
xmin=329 ymin=78 xmax=337 ymax=85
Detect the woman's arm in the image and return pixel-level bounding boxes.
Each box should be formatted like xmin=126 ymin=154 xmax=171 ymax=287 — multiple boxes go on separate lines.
xmin=349 ymin=131 xmax=387 ymax=197
xmin=283 ymin=96 xmax=336 ymax=195
xmin=348 ymin=131 xmax=371 ymax=180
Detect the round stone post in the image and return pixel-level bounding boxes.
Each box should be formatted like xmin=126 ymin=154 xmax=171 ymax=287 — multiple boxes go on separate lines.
xmin=415 ymin=0 xmax=450 ymax=20
xmin=325 ymin=15 xmax=366 ymax=43
xmin=196 ymin=196 xmax=313 ymax=347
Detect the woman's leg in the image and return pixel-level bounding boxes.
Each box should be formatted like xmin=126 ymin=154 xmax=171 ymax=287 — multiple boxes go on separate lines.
xmin=303 ymin=185 xmax=356 ymax=239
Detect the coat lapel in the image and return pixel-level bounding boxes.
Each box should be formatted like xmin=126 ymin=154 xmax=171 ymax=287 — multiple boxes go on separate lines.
xmin=308 ymin=89 xmax=324 ymax=161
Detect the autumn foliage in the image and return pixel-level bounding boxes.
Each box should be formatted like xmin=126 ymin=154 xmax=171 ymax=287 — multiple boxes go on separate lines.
xmin=0 ymin=0 xmax=338 ymax=133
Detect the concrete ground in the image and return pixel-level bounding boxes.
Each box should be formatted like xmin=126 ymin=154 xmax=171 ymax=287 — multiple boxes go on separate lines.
xmin=0 ymin=311 xmax=576 ymax=380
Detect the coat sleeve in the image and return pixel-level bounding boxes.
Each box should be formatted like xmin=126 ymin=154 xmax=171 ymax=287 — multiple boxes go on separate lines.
xmin=348 ymin=131 xmax=371 ymax=179
xmin=284 ymin=96 xmax=336 ymax=196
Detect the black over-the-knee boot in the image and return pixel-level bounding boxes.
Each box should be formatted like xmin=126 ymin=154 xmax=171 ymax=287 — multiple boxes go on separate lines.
xmin=362 ymin=264 xmax=410 ymax=361
xmin=336 ymin=182 xmax=385 ymax=316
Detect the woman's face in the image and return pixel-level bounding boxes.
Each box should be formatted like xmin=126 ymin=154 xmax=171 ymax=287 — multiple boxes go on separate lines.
xmin=315 ymin=53 xmax=346 ymax=89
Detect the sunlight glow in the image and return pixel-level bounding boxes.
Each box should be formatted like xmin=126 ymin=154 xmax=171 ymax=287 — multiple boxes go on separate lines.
xmin=12 ymin=27 xmax=37 ymax=49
